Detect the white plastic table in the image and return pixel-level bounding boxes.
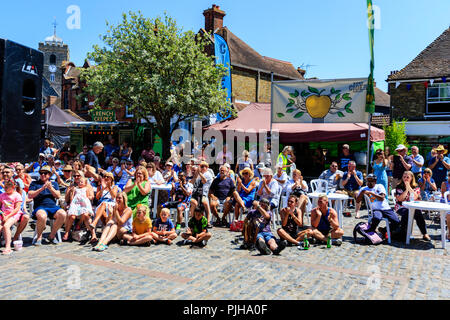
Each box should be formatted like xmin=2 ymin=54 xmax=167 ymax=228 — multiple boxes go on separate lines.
xmin=307 ymin=192 xmax=349 ymax=228
xmin=403 ymin=201 xmax=450 ymax=249
xmin=150 ymin=184 xmax=172 ymax=219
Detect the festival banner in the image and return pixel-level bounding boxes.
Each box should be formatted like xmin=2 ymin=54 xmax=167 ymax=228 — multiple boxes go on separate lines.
xmin=214 ymin=34 xmax=232 ymax=122
xmin=271 ymin=78 xmax=369 ymax=123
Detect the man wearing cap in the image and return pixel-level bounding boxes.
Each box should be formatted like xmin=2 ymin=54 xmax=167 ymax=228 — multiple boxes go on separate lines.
xmin=55 ymin=165 xmax=73 ymax=194
xmin=338 ymin=144 xmax=356 ymax=173
xmin=356 ymin=174 xmax=400 ymax=236
xmin=428 ymin=145 xmax=450 ymax=188
xmin=28 ymin=165 xmax=67 ymax=245
xmin=85 ymin=142 xmax=104 ymax=174
xmin=391 ymin=144 xmax=413 ymax=190
xmin=257 ymin=168 xmax=280 ymax=210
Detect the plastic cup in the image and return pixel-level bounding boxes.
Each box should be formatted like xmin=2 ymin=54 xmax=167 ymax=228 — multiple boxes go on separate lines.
xmin=13 ymin=240 xmax=23 ymax=251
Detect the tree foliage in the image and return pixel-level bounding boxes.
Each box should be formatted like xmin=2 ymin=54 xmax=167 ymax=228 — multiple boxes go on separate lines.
xmin=81 ymin=11 xmax=231 ymax=159
xmin=383 ymin=119 xmax=409 ymax=154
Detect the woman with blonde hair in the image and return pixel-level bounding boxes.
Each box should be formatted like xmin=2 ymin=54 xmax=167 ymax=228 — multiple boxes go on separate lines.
xmin=234 ymin=167 xmax=257 ymax=220
xmin=284 ymin=169 xmax=309 ymax=221
xmin=235 ymin=150 xmax=254 ymax=173
xmin=394 ymin=171 xmax=430 ymax=241
xmin=124 ymin=166 xmax=151 ymax=211
xmin=93 ymin=191 xmax=132 ymax=251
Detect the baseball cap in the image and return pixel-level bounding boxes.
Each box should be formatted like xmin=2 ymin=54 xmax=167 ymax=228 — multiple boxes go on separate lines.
xmin=366 ymin=173 xmax=377 ymax=180
xmin=395 ymin=144 xmax=407 ymax=151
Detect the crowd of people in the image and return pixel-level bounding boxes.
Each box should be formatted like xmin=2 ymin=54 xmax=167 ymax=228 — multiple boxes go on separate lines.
xmin=0 ymin=137 xmax=448 ymax=256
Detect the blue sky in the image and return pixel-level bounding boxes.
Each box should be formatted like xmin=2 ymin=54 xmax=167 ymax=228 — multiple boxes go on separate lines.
xmin=0 ymin=0 xmax=449 ymax=92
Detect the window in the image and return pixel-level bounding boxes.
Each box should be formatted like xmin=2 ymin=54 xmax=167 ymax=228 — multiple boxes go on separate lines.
xmin=50 ymin=73 xmax=55 ymax=82
xmin=427 ymin=83 xmax=450 ymax=114
xmin=49 ymin=54 xmax=56 ymax=64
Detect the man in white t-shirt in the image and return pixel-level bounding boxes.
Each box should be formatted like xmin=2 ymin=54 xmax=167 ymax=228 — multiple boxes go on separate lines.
xmin=356 ymin=174 xmax=400 ymax=234
xmin=273 ymin=165 xmax=288 ymax=189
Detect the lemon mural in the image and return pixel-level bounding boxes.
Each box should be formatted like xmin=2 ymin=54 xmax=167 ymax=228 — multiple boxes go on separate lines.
xmin=276 ymin=86 xmax=353 ymax=120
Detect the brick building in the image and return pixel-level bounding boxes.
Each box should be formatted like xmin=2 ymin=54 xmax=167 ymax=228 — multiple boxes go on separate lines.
xmin=386 ymin=27 xmax=450 ymax=151
xmin=202 ymin=5 xmax=305 ymax=109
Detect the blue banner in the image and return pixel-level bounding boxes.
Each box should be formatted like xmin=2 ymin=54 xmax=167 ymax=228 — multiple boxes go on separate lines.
xmin=214 ymin=34 xmax=232 ymax=121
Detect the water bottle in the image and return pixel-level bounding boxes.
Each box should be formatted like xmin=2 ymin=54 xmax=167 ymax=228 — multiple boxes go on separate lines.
xmin=303 ymin=235 xmax=309 ymax=250
xmin=409 ymin=192 xmax=414 ymax=202
xmin=327 ymin=235 xmax=332 ymax=248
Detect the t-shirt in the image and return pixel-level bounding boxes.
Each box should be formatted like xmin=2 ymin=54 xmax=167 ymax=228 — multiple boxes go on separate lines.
xmin=149 ymin=170 xmax=164 ymax=184
xmin=85 ymin=150 xmax=100 ymax=172
xmin=394 ymin=186 xmax=420 ymax=211
xmin=319 ymin=169 xmax=344 ymax=190
xmin=236 ymin=158 xmax=253 ymax=172
xmin=0 ymin=191 xmax=23 ymax=215
xmin=153 ymin=218 xmax=175 ymax=232
xmin=188 ymin=216 xmax=208 ymax=236
xmin=247 ymin=208 xmax=272 ymax=233
xmin=210 ymin=176 xmax=236 ymax=201
xmin=428 ymin=156 xmax=450 ymax=187
xmin=411 ymin=154 xmax=424 ymax=174
xmin=273 ymin=172 xmax=289 ymax=188
xmin=104 ymin=144 xmax=119 ymax=158
xmin=29 ymin=180 xmax=60 ymax=208
xmin=107 ymin=166 xmax=121 ymax=179
xmin=173 ymin=182 xmax=193 ymax=203
xmin=342 ymin=170 xmax=363 ymax=191
xmin=360 ymin=184 xmax=391 ymax=211
xmin=192 ymin=171 xmax=214 ymax=198
xmin=133 ymin=216 xmax=152 ymax=235
xmin=118 ymin=167 xmax=136 ymax=186
xmin=392 ymin=155 xmax=413 ymax=179
xmin=418 ymin=177 xmax=436 ymax=200
xmin=257 ymin=179 xmax=279 ymax=205
xmin=338 ymin=153 xmax=356 ymax=172
xmin=284 ymin=179 xmax=309 ymax=197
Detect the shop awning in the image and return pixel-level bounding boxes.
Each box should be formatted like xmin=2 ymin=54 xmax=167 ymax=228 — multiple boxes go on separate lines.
xmin=206 ymin=103 xmax=384 ymax=142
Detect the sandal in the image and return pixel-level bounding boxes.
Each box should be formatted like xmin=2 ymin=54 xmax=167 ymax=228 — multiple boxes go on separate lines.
xmin=97 ymin=244 xmax=108 ymax=252
xmin=62 ymin=234 xmax=70 ymax=241
xmin=92 ymin=243 xmax=102 ymax=251
xmin=2 ymin=249 xmax=12 ymax=255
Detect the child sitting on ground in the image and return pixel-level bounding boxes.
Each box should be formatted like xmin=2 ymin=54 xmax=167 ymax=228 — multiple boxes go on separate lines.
xmin=121 ymin=204 xmax=154 ymax=246
xmin=151 ymin=208 xmax=177 ymax=245
xmin=181 ymin=207 xmax=212 ymax=247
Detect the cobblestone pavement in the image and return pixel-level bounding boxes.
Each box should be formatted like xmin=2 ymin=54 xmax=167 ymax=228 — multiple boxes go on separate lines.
xmin=0 ymin=208 xmax=448 ymax=300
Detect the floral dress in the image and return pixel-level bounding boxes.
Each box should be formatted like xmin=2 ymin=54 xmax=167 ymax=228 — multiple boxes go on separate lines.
xmin=68 ymin=187 xmax=94 ymax=217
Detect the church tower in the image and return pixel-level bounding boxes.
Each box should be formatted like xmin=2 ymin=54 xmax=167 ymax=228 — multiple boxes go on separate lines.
xmin=38 ymin=21 xmax=69 ymax=99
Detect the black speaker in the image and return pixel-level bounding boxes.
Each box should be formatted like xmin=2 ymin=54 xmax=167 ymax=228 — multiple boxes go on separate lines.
xmin=0 ymin=39 xmax=43 ymax=162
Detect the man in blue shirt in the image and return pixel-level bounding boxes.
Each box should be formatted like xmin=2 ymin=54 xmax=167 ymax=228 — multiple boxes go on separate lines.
xmin=338 ymin=144 xmax=356 ymax=173
xmin=410 ymin=146 xmax=424 ymax=182
xmin=428 ymin=145 xmax=450 ymax=189
xmin=85 ymin=142 xmax=104 ymax=178
xmin=341 ymin=161 xmax=363 ymax=217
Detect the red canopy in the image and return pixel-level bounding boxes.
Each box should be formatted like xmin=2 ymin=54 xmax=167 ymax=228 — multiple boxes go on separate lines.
xmin=206 ymin=103 xmax=384 ymax=142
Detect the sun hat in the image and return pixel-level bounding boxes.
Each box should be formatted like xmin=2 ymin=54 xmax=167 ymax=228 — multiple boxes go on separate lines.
xmin=39 ymin=165 xmax=52 ymax=174
xmin=63 ymin=165 xmax=73 ymax=171
xmin=433 ymin=145 xmax=448 ymax=155
xmin=263 ymin=168 xmax=273 ymax=176
xmin=395 ymin=144 xmax=407 ymax=151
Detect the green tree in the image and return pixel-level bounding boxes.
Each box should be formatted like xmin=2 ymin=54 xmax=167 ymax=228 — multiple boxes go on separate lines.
xmin=81 ymin=11 xmax=231 ymax=159
xmin=383 ymin=119 xmax=409 ymax=154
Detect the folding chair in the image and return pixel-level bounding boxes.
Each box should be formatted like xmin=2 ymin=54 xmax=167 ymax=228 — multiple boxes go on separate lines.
xmin=364 ymin=194 xmax=391 ymax=244
xmin=310 ymin=179 xmax=329 ymax=193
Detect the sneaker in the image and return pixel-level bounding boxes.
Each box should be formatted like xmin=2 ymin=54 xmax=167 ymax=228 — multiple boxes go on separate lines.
xmin=248 ymin=243 xmax=256 ymax=251
xmin=183 ymin=239 xmax=193 ymax=246
xmin=256 ymin=239 xmax=271 ymax=255
xmin=45 ymin=237 xmax=59 ymax=245
xmin=239 ymin=243 xmax=249 ymax=250
xmin=273 ymin=240 xmax=287 ymax=255
xmin=198 ymin=240 xmax=207 ymax=247
xmin=207 ymin=223 xmax=213 ymax=229
xmin=176 ymin=224 xmax=181 ymax=231
xmin=332 ymin=239 xmax=342 ymax=246
xmin=32 ymin=238 xmax=42 ymax=246
xmin=423 ymin=234 xmax=431 ymax=242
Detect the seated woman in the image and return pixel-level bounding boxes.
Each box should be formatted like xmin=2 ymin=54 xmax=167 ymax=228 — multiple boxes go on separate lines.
xmin=14 ymin=163 xmax=31 ymax=193
xmin=90 ymin=172 xmax=119 ymax=241
xmin=394 ymin=171 xmax=430 ymax=241
xmin=277 ymin=195 xmax=306 ymax=246
xmin=93 ymin=191 xmax=133 ymax=251
xmin=124 ymin=166 xmax=151 ymax=212
xmin=0 ymin=180 xmax=28 ymax=255
xmin=64 ymin=171 xmax=95 ymax=241
xmin=234 ymin=167 xmax=257 ymax=220
xmin=284 ymin=169 xmax=309 ymax=220
xmin=121 ymin=204 xmax=154 ymax=246
xmin=418 ymin=168 xmax=437 ymax=201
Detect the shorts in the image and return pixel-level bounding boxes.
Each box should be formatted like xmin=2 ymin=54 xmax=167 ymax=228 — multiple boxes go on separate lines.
xmin=32 ymin=206 xmax=62 ymax=220
xmin=342 ymin=190 xmax=359 ymax=199
xmin=318 ymin=228 xmax=331 ymax=237
xmin=256 ymin=231 xmax=276 ymax=243
xmin=282 ymin=227 xmax=298 ymax=239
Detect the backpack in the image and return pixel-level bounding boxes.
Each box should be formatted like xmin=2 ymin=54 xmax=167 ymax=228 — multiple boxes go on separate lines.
xmin=353 ymin=222 xmax=383 ymax=245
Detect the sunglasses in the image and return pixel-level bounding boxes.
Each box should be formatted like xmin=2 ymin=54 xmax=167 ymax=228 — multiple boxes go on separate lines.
xmin=74 ymin=175 xmax=81 ymax=178
xmin=242 ymin=172 xmax=249 ymax=175
xmin=63 ymin=170 xmax=72 ymax=173
xmin=40 ymin=172 xmax=50 ymax=175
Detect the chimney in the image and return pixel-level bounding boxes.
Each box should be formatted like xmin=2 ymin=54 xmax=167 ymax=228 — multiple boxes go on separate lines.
xmin=297 ymin=67 xmax=306 ymax=77
xmin=203 ymin=4 xmax=226 ymax=34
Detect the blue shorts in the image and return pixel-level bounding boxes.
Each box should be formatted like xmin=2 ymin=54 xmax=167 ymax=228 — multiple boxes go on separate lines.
xmin=256 ymin=231 xmax=275 ymax=243
xmin=32 ymin=206 xmax=62 ymax=220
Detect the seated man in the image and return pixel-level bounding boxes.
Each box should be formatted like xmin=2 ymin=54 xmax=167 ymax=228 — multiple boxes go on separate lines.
xmin=28 ymin=165 xmax=67 ymax=245
xmin=340 ymin=160 xmax=363 ymax=217
xmin=181 ymin=207 xmax=212 ymax=247
xmin=277 ymin=195 xmax=307 ymax=246
xmin=189 ymin=162 xmax=213 ymax=227
xmin=250 ymin=198 xmax=286 ymax=255
xmin=356 ymin=174 xmax=400 ymax=236
xmin=319 ymin=161 xmax=344 ymax=192
xmin=208 ymin=165 xmax=245 ymax=227
xmin=300 ymin=194 xmax=343 ymax=246
xmin=256 ymin=168 xmax=280 ymax=210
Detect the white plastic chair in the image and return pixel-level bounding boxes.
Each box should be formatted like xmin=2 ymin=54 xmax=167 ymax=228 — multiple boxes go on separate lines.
xmin=364 ymin=194 xmax=391 ymax=244
xmin=444 ymin=191 xmax=449 ymax=205
xmin=310 ymin=179 xmax=329 ymax=193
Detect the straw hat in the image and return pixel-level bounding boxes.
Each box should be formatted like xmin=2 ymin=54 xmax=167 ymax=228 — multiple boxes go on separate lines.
xmin=239 ymin=167 xmax=254 ymax=179
xmin=433 ymin=145 xmax=448 ymax=155
xmin=103 ymin=172 xmax=114 ymax=180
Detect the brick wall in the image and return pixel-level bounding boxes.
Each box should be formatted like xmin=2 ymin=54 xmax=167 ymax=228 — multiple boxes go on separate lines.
xmin=389 ymin=82 xmax=426 ymax=120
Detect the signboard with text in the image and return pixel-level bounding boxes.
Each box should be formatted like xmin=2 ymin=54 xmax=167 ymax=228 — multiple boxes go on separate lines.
xmin=90 ymin=109 xmax=116 ymax=122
